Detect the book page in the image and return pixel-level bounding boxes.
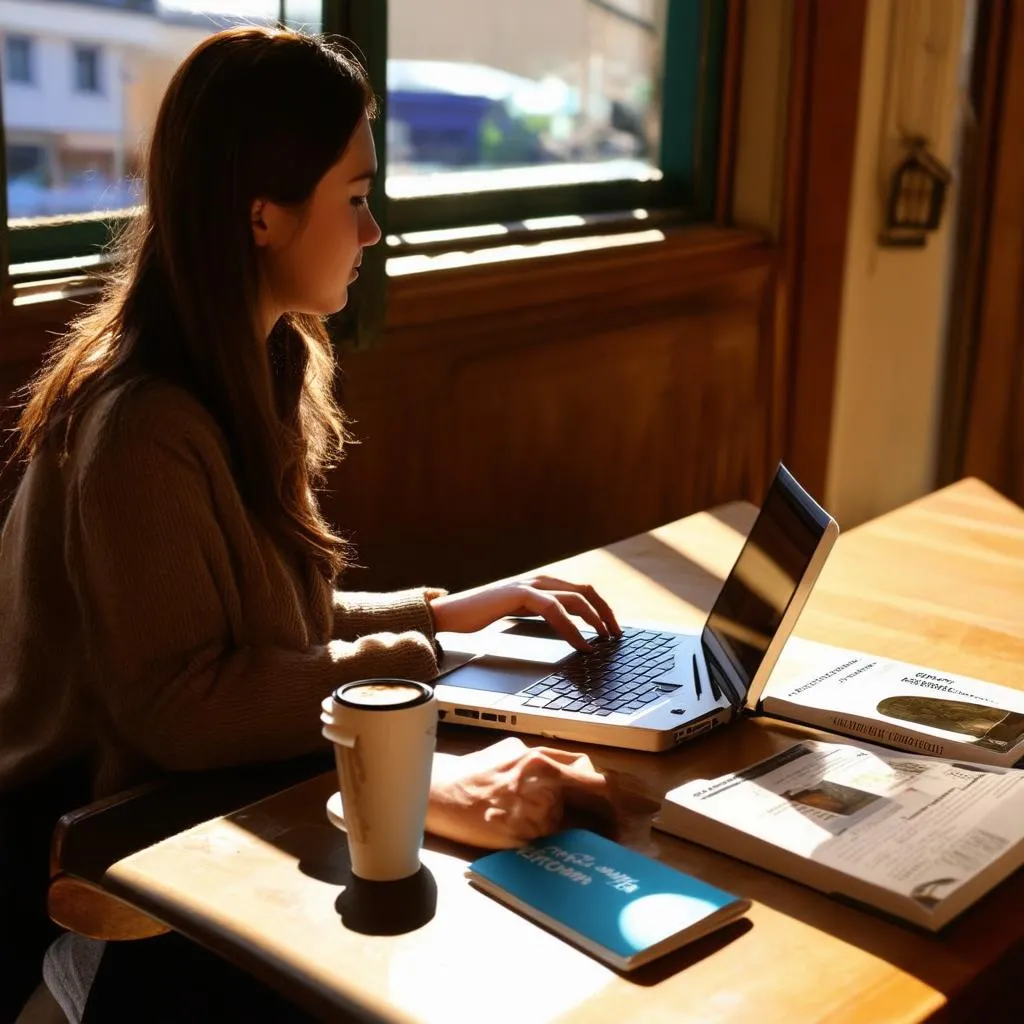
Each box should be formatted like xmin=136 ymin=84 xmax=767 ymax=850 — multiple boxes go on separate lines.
xmin=667 ymin=741 xmax=1024 ymax=910
xmin=766 ymin=640 xmax=1024 ymax=762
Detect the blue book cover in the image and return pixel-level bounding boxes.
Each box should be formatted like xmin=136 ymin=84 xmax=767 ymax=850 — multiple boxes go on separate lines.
xmin=467 ymin=828 xmax=750 ymax=970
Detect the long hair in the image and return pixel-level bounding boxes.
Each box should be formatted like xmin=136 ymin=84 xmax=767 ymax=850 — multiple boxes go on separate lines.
xmin=13 ymin=27 xmax=377 ymax=580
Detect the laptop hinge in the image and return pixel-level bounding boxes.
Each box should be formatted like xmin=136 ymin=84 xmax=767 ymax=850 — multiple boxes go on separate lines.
xmin=705 ymin=645 xmax=745 ymax=711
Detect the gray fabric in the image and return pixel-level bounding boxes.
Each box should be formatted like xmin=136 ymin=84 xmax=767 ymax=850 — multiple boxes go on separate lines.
xmin=42 ymin=934 xmax=106 ymax=1024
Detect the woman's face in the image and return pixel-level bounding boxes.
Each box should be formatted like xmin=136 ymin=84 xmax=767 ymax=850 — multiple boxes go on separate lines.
xmin=252 ymin=114 xmax=382 ymax=331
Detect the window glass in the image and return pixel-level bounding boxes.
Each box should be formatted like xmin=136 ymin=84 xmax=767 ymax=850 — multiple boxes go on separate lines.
xmin=73 ymin=46 xmax=103 ymax=94
xmin=386 ymin=0 xmax=667 ymax=199
xmin=2 ymin=0 xmax=276 ymax=222
xmin=4 ymin=35 xmax=34 ymax=84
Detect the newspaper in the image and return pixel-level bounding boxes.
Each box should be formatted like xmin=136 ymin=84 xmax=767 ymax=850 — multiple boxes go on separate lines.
xmin=663 ymin=740 xmax=1024 ymax=912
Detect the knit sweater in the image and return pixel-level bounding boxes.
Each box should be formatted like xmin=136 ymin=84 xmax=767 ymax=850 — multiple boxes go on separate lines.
xmin=0 ymin=380 xmax=442 ymax=797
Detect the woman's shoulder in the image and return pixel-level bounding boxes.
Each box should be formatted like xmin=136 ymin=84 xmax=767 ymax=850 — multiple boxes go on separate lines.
xmin=74 ymin=378 xmax=229 ymax=475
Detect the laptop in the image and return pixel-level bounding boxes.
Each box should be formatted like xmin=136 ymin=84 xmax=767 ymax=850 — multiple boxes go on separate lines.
xmin=433 ymin=463 xmax=839 ymax=752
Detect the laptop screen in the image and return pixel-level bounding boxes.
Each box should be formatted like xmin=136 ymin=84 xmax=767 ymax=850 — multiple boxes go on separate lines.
xmin=701 ymin=464 xmax=832 ymax=704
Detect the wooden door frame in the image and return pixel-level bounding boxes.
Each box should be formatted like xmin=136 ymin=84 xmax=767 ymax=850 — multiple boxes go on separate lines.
xmin=939 ymin=0 xmax=1024 ymax=501
xmin=771 ymin=0 xmax=869 ymax=499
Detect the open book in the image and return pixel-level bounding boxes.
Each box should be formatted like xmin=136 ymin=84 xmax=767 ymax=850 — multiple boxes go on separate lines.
xmin=655 ymin=739 xmax=1024 ymax=930
xmin=765 ymin=639 xmax=1024 ymax=767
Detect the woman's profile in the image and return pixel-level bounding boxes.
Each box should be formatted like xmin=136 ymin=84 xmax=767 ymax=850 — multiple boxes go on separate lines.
xmin=0 ymin=27 xmax=651 ymax=1021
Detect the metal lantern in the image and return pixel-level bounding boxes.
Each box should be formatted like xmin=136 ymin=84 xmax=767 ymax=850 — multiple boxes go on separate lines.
xmin=880 ymin=138 xmax=952 ymax=247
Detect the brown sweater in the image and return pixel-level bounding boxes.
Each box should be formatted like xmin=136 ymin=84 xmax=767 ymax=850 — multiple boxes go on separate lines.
xmin=0 ymin=380 xmax=442 ymax=797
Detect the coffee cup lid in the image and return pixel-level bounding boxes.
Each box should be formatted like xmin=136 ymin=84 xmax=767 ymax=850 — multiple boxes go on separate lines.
xmin=332 ymin=679 xmax=433 ymax=711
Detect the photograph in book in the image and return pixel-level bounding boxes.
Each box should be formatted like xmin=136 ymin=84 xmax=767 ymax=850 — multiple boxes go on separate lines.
xmin=654 ymin=739 xmax=1024 ymax=930
xmin=763 ymin=639 xmax=1024 ymax=766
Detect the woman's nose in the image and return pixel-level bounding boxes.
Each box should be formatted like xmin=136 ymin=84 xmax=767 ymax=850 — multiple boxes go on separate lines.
xmin=360 ymin=208 xmax=382 ymax=248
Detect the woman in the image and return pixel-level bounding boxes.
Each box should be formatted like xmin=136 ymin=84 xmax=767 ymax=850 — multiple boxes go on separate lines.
xmin=0 ymin=26 xmax=648 ymax=1021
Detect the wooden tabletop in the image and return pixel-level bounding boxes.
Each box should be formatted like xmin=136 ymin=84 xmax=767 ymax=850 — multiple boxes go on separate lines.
xmin=101 ymin=478 xmax=1024 ymax=1023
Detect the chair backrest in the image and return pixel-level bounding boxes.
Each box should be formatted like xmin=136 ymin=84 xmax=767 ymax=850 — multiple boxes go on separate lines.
xmin=0 ymin=761 xmax=89 ymax=1022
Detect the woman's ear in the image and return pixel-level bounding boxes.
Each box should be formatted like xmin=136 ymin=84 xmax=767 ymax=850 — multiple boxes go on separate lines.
xmin=251 ymin=198 xmax=274 ymax=248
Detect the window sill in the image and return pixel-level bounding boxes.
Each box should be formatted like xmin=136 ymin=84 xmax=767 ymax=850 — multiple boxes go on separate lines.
xmin=0 ymin=223 xmax=772 ymax=361
xmin=384 ymin=223 xmax=773 ymax=332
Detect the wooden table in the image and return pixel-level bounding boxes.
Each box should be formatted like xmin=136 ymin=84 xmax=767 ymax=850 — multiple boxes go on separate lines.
xmin=96 ymin=478 xmax=1024 ymax=1023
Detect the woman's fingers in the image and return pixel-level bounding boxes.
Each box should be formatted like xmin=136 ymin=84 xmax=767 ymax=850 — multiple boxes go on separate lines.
xmin=496 ymin=750 xmax=565 ymax=839
xmin=524 ymin=748 xmax=661 ymax=819
xmin=547 ymin=591 xmax=609 ymax=638
xmin=461 ymin=736 xmax=529 ymax=773
xmin=438 ymin=741 xmax=663 ymax=847
xmin=514 ymin=587 xmax=591 ymax=651
xmin=526 ymin=576 xmax=622 ymax=635
xmin=531 ymin=746 xmax=597 ymax=772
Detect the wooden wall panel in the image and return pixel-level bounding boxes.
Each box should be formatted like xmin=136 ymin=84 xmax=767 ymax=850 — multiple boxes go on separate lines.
xmin=328 ymin=235 xmax=773 ymax=592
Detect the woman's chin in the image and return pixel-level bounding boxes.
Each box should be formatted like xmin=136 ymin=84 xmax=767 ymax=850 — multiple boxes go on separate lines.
xmin=330 ymin=285 xmax=351 ymax=314
xmin=285 ymin=287 xmax=350 ymax=319
xmin=312 ymin=294 xmax=350 ymax=317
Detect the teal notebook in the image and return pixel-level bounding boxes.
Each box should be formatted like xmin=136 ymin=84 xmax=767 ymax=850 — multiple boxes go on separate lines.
xmin=466 ymin=828 xmax=750 ymax=970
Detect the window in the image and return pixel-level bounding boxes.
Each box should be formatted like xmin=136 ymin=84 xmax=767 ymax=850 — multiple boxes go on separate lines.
xmin=0 ymin=0 xmax=725 ymax=333
xmin=382 ymin=0 xmax=724 ymax=235
xmin=73 ymin=46 xmax=103 ymax=94
xmin=388 ymin=1 xmax=664 ymax=202
xmin=1 ymin=2 xmax=279 ymax=266
xmin=4 ymin=35 xmax=34 ymax=85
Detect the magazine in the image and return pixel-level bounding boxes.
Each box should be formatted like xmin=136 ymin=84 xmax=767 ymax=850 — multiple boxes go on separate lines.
xmin=764 ymin=639 xmax=1024 ymax=767
xmin=655 ymin=739 xmax=1024 ymax=930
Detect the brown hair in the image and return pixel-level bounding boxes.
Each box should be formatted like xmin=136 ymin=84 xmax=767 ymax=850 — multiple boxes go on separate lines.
xmin=13 ymin=27 xmax=377 ymax=579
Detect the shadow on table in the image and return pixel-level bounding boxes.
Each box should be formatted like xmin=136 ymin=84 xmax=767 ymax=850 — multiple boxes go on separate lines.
xmin=227 ymin=778 xmax=439 ymax=936
xmin=627 ymin=917 xmax=754 ymax=985
xmin=335 ymin=866 xmax=438 ymax=935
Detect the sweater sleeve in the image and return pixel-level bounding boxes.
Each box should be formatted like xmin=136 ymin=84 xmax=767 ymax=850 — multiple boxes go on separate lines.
xmin=68 ymin=422 xmax=438 ymax=773
xmin=331 ymin=587 xmax=447 ymax=643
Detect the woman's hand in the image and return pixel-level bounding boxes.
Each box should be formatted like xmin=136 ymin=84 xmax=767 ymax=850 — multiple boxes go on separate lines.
xmin=428 ymin=575 xmax=621 ymax=652
xmin=426 ymin=737 xmax=661 ymax=850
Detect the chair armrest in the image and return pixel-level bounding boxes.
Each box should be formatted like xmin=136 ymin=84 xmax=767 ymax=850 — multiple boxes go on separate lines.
xmin=48 ymin=875 xmax=169 ymax=940
xmin=51 ymin=751 xmax=333 ymax=884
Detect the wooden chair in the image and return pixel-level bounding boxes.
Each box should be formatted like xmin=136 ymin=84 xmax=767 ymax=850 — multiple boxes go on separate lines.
xmin=48 ymin=780 xmax=172 ymax=941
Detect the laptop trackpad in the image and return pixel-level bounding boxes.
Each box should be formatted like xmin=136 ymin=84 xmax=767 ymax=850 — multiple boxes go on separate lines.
xmin=436 ymin=625 xmax=575 ymax=697
xmin=438 ymin=657 xmax=542 ymax=695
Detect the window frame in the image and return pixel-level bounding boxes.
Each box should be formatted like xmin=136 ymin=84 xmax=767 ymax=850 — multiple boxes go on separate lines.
xmin=365 ymin=0 xmax=727 ymax=234
xmin=0 ymin=0 xmax=728 ymax=335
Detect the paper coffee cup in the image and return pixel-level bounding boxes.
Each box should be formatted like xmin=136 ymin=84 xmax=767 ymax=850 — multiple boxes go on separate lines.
xmin=321 ymin=679 xmax=437 ymax=881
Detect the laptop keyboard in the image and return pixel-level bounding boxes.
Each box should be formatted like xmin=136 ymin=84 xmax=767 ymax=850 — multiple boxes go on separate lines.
xmin=515 ymin=627 xmax=684 ymax=717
